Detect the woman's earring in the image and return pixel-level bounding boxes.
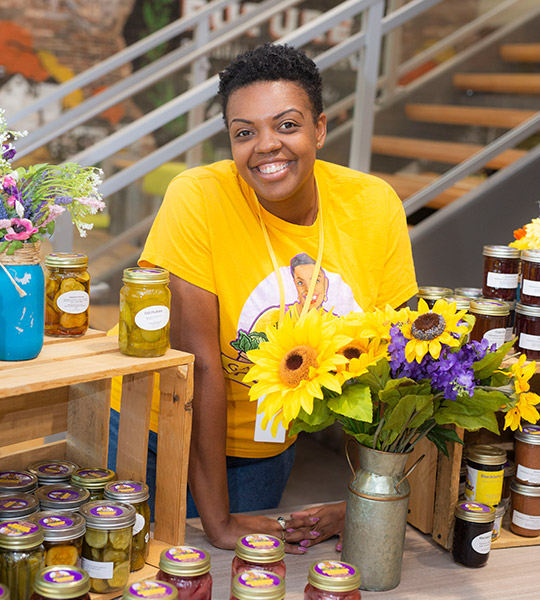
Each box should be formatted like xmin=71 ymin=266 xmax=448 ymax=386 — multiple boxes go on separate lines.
xmin=317 ymin=142 xmax=322 ymax=149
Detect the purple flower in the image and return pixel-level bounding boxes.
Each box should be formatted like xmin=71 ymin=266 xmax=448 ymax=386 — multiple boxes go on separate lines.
xmin=54 ymin=195 xmax=73 ymax=205
xmin=1 ymin=143 xmax=16 ymax=161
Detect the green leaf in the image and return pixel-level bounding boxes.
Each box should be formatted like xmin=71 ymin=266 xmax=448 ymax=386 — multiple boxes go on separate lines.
xmin=288 ymin=413 xmax=336 ymax=436
xmin=473 ymin=339 xmax=515 ymax=380
xmin=426 ymin=425 xmax=464 ymax=458
xmin=382 ymin=394 xmax=434 ymax=440
xmin=355 ymin=358 xmax=391 ymax=394
xmin=0 ymin=240 xmax=8 ymax=254
xmin=327 ymin=383 xmax=373 ymax=422
xmin=46 ymin=220 xmax=55 ymax=236
xmin=297 ymin=397 xmax=333 ymax=427
xmin=469 ymin=388 xmax=508 ymax=413
xmin=435 ymin=399 xmax=500 ymax=434
xmin=340 ymin=431 xmax=374 ymax=448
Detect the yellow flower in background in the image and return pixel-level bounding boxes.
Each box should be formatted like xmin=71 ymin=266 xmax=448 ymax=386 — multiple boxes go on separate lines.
xmin=345 ymin=305 xmax=411 ymax=340
xmin=511 ymin=354 xmax=536 ymax=394
xmin=504 ymin=392 xmax=540 ymax=431
xmin=510 ymin=217 xmax=540 ymax=250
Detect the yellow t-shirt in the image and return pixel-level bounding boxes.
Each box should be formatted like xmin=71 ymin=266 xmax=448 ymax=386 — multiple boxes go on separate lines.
xmin=138 ymin=159 xmax=417 ymax=458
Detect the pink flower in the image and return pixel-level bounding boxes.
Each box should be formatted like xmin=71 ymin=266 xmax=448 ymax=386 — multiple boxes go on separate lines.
xmin=2 ymin=176 xmax=16 ymax=189
xmin=7 ymin=195 xmax=16 ymax=207
xmin=4 ymin=218 xmax=38 ymax=241
xmin=0 ymin=219 xmax=11 ymax=229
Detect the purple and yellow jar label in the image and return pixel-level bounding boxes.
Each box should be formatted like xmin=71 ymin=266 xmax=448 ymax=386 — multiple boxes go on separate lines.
xmin=0 ymin=498 xmax=29 ymax=510
xmin=522 ymin=426 xmax=540 ymax=435
xmin=314 ymin=561 xmax=356 ymax=579
xmin=242 ymin=534 xmax=280 ymax=550
xmin=459 ymin=502 xmax=492 ymax=513
xmin=47 ymin=489 xmax=81 ymax=502
xmin=165 ymin=546 xmax=206 ymax=563
xmin=76 ymin=469 xmax=111 ymax=479
xmin=109 ymin=482 xmax=143 ymax=494
xmin=0 ymin=472 xmax=32 ymax=486
xmin=89 ymin=505 xmax=124 ymax=518
xmin=39 ymin=516 xmax=74 ymax=529
xmin=238 ymin=571 xmax=280 ymax=589
xmin=0 ymin=521 xmax=39 ymax=536
xmin=37 ymin=464 xmax=70 ymax=474
xmin=129 ymin=581 xmax=175 ymax=599
xmin=43 ymin=568 xmax=83 ymax=584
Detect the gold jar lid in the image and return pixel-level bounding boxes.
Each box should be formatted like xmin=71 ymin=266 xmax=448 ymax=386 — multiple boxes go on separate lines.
xmin=454 ymin=501 xmax=495 ymax=523
xmin=0 ymin=520 xmax=44 ymax=550
xmin=522 ymin=249 xmax=540 ymax=263
xmin=469 ymin=299 xmax=510 ymax=317
xmin=454 ymin=287 xmax=482 ymax=299
xmin=516 ymin=302 xmax=540 ymax=318
xmin=510 ymin=478 xmax=540 ymax=497
xmin=45 ymin=253 xmax=88 ymax=268
xmin=33 ymin=566 xmax=90 ymax=599
xmin=307 ymin=560 xmax=361 ymax=593
xmin=466 ymin=444 xmax=507 ymax=466
xmin=444 ymin=296 xmax=471 ymax=311
xmin=231 ymin=570 xmax=285 ymax=600
xmin=482 ymin=245 xmax=521 ymax=259
xmin=417 ymin=286 xmax=453 ymax=300
xmin=123 ymin=267 xmax=169 ymax=285
xmin=159 ymin=546 xmax=210 ymax=577
xmin=123 ymin=581 xmax=178 ymax=600
xmin=70 ymin=468 xmax=115 ymax=490
xmin=515 ymin=425 xmax=540 ymax=446
xmin=235 ymin=534 xmax=284 ymax=563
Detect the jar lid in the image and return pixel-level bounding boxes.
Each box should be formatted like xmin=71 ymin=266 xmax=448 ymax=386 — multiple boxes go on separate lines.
xmin=33 ymin=566 xmax=90 ymax=599
xmin=417 ymin=286 xmax=453 ymax=299
xmin=494 ymin=502 xmax=507 ymax=517
xmin=454 ymin=287 xmax=483 ymax=299
xmin=29 ymin=511 xmax=86 ymax=542
xmin=27 ymin=460 xmax=79 ymax=485
xmin=510 ymin=478 xmax=540 ymax=497
xmin=123 ymin=267 xmax=169 ymax=285
xmin=44 ymin=253 xmax=88 ymax=268
xmin=482 ymin=245 xmax=521 ymax=259
xmin=104 ymin=481 xmax=149 ymax=504
xmin=79 ymin=501 xmax=136 ymax=529
xmin=522 ymin=249 xmax=540 ymax=263
xmin=231 ymin=570 xmax=285 ymax=600
xmin=158 ymin=546 xmax=211 ymax=577
xmin=444 ymin=296 xmax=471 ymax=311
xmin=515 ymin=425 xmax=540 ymax=445
xmin=469 ymin=299 xmax=510 ymax=317
xmin=0 ymin=584 xmax=8 ymax=600
xmin=35 ymin=484 xmax=90 ymax=510
xmin=0 ymin=470 xmax=38 ymax=493
xmin=307 ymin=560 xmax=361 ymax=592
xmin=454 ymin=501 xmax=495 ymax=523
xmin=516 ymin=302 xmax=540 ymax=317
xmin=0 ymin=493 xmax=39 ymax=519
xmin=235 ymin=534 xmax=284 ymax=563
xmin=70 ymin=468 xmax=116 ymax=490
xmin=0 ymin=520 xmax=44 ymax=549
xmin=124 ymin=581 xmax=178 ymax=600
xmin=466 ymin=444 xmax=507 ymax=465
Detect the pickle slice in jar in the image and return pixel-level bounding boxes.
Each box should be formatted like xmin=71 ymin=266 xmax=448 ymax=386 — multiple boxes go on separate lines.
xmin=103 ymin=548 xmax=129 ymax=563
xmin=141 ymin=328 xmax=163 ymax=343
xmin=60 ymin=312 xmax=87 ymax=329
xmin=108 ymin=560 xmax=130 ymax=588
xmin=86 ymin=529 xmax=108 ymax=548
xmin=91 ymin=577 xmax=111 ymax=594
xmin=46 ymin=545 xmax=79 ymax=566
xmin=59 ymin=277 xmax=85 ymax=293
xmin=109 ymin=528 xmax=132 ymax=550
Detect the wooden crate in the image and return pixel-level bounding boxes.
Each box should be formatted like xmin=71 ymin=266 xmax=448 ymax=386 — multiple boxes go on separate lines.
xmin=0 ymin=330 xmax=194 ymax=546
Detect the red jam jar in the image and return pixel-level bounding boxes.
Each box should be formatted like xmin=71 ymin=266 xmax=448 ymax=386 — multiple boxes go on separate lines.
xmin=123 ymin=581 xmax=177 ymax=600
xmin=231 ymin=535 xmax=285 ymax=582
xmin=231 ymin=570 xmax=284 ymax=600
xmin=30 ymin=566 xmax=90 ymax=600
xmin=515 ymin=302 xmax=540 ymax=359
xmin=156 ymin=546 xmax=212 ymax=600
xmin=520 ymin=249 xmax=540 ymax=306
xmin=416 ymin=286 xmax=452 ymax=309
xmin=304 ymin=561 xmax=361 ymax=600
xmin=454 ymin=287 xmax=482 ymax=299
xmin=469 ymin=300 xmax=509 ymax=349
xmin=482 ymin=245 xmax=521 ymax=301
xmin=452 ymin=502 xmax=495 ymax=567
xmin=515 ymin=425 xmax=540 ymax=485
xmin=510 ymin=478 xmax=540 ymax=537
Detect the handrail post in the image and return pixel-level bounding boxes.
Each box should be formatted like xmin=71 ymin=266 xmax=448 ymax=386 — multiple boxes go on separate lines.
xmin=379 ymin=0 xmax=404 ymax=103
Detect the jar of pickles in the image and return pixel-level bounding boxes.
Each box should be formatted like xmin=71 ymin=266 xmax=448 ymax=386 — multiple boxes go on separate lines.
xmin=119 ymin=267 xmax=171 ymax=357
xmin=30 ymin=566 xmax=90 ymax=600
xmin=44 ymin=253 xmax=90 ymax=338
xmin=124 ymin=581 xmax=178 ymax=600
xmin=35 ymin=486 xmax=89 ymax=514
xmin=0 ymin=472 xmax=38 ymax=496
xmin=231 ymin=535 xmax=285 ymax=581
xmin=79 ymin=501 xmax=135 ymax=594
xmin=304 ymin=561 xmax=361 ymax=600
xmin=482 ymin=245 xmax=521 ymax=301
xmin=156 ymin=546 xmax=212 ymax=600
xmin=29 ymin=512 xmax=85 ymax=567
xmin=469 ymin=299 xmax=510 ymax=350
xmin=0 ymin=520 xmax=45 ymax=600
xmin=230 ymin=570 xmax=284 ymax=600
xmin=27 ymin=462 xmax=79 ymax=488
xmin=104 ymin=481 xmax=150 ymax=571
xmin=70 ymin=469 xmax=115 ymax=502
xmin=0 ymin=495 xmax=39 ymax=522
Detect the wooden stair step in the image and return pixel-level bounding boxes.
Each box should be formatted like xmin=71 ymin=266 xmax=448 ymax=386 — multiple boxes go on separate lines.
xmin=500 ymin=44 xmax=540 ymax=63
xmin=453 ymin=73 xmax=540 ymax=94
xmin=371 ymin=135 xmax=527 ymax=169
xmin=405 ymin=104 xmax=537 ymax=129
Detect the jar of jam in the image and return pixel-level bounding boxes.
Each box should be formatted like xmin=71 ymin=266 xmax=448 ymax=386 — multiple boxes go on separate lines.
xmin=469 ymin=299 xmax=509 ymax=349
xmin=416 ymin=286 xmax=452 ymax=309
xmin=482 ymin=245 xmax=521 ymax=301
xmin=44 ymin=253 xmax=90 ymax=337
xmin=0 ymin=494 xmax=39 ymax=522
xmin=27 ymin=462 xmax=79 ymax=487
xmin=231 ymin=535 xmax=285 ymax=581
xmin=230 ymin=570 xmax=284 ymax=600
xmin=104 ymin=481 xmax=150 ymax=571
xmin=515 ymin=302 xmax=540 ymax=360
xmin=514 ymin=425 xmax=540 ymax=485
xmin=304 ymin=561 xmax=361 ymax=600
xmin=156 ymin=546 xmax=212 ymax=600
xmin=123 ymin=581 xmax=177 ymax=600
xmin=79 ymin=501 xmax=135 ymax=594
xmin=119 ymin=267 xmax=171 ymax=357
xmin=454 ymin=287 xmax=482 ymax=299
xmin=444 ymin=296 xmax=471 ymax=311
xmin=452 ymin=501 xmax=494 ymax=567
xmin=30 ymin=566 xmax=89 ymax=600
xmin=0 ymin=472 xmax=38 ymax=495
xmin=510 ymin=478 xmax=540 ymax=536
xmin=502 ymin=460 xmax=515 ymax=502
xmin=35 ymin=485 xmax=90 ymax=513
xmin=520 ymin=249 xmax=540 ymax=306
xmin=0 ymin=520 xmax=45 ymax=600
xmin=505 ymin=300 xmax=516 ymax=342
xmin=464 ymin=445 xmax=506 ymax=507
xmin=29 ymin=512 xmax=85 ymax=567
xmin=70 ymin=469 xmax=115 ymax=502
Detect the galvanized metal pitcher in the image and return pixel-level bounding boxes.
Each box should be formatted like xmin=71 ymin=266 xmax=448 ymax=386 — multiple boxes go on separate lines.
xmin=341 ymin=442 xmax=424 ymax=592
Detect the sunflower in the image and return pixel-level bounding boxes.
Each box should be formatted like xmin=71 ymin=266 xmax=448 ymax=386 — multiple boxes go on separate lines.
xmin=244 ymin=309 xmax=350 ymax=435
xmin=345 ymin=305 xmax=411 ymax=341
xmin=401 ymin=298 xmax=468 ymax=363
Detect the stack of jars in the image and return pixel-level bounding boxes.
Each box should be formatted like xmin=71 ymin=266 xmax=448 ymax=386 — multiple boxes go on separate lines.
xmin=511 ymin=424 xmax=540 ymax=538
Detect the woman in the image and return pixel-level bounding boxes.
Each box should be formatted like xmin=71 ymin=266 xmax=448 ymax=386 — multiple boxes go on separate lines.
xmin=137 ymin=43 xmax=417 ymax=552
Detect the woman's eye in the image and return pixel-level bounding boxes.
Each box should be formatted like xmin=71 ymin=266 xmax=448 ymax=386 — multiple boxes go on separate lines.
xmin=235 ymin=129 xmax=251 ymax=138
xmin=280 ymin=121 xmax=297 ymax=130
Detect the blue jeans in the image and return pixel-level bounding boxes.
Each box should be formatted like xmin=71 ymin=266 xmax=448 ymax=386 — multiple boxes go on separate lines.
xmin=107 ymin=409 xmax=296 ymax=519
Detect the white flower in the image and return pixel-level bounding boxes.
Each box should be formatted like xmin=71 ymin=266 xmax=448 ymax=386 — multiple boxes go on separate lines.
xmin=15 ymin=200 xmax=24 ymax=219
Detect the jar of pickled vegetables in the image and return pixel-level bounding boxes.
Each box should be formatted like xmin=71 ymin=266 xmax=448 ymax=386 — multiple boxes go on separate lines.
xmin=119 ymin=267 xmax=171 ymax=357
xmin=70 ymin=469 xmax=115 ymax=502
xmin=0 ymin=472 xmax=38 ymax=495
xmin=0 ymin=520 xmax=45 ymax=600
xmin=0 ymin=495 xmax=39 ymax=522
xmin=304 ymin=561 xmax=362 ymax=600
xmin=0 ymin=583 xmax=8 ymax=600
xmin=79 ymin=501 xmax=135 ymax=594
xmin=103 ymin=481 xmax=150 ymax=571
xmin=123 ymin=581 xmax=178 ymax=600
xmin=30 ymin=566 xmax=90 ymax=600
xmin=29 ymin=512 xmax=85 ymax=567
xmin=27 ymin=462 xmax=79 ymax=488
xmin=230 ymin=570 xmax=284 ymax=600
xmin=44 ymin=253 xmax=90 ymax=338
xmin=156 ymin=546 xmax=212 ymax=600
xmin=231 ymin=535 xmax=285 ymax=581
xmin=35 ymin=486 xmax=89 ymax=514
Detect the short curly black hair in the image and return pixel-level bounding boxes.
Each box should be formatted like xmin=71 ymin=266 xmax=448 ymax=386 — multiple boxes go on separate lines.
xmin=218 ymin=43 xmax=323 ymax=124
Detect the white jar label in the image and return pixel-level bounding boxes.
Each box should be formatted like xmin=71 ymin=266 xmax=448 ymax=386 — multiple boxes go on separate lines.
xmin=512 ymin=509 xmax=540 ymax=530
xmin=516 ymin=464 xmax=540 ymax=484
xmin=505 ymin=327 xmax=514 ymax=342
xmin=486 ymin=272 xmax=519 ymax=289
xmin=522 ymin=279 xmax=540 ymax=297
xmin=134 ymin=305 xmax=170 ymax=331
xmin=81 ymin=557 xmax=114 ymax=578
xmin=519 ymin=332 xmax=540 ymax=352
xmin=133 ymin=512 xmax=145 ymax=536
xmin=492 ymin=514 xmax=503 ymax=540
xmin=57 ymin=291 xmax=89 ymax=314
xmin=471 ymin=531 xmax=492 ymax=554
xmin=483 ymin=328 xmax=506 ymax=349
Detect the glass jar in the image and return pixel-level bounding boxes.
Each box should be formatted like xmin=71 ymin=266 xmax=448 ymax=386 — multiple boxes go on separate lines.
xmin=482 ymin=245 xmax=521 ymax=301
xmin=230 ymin=570 xmax=284 ymax=600
xmin=70 ymin=469 xmax=115 ymax=502
xmin=464 ymin=445 xmax=506 ymax=507
xmin=123 ymin=581 xmax=177 ymax=600
xmin=443 ymin=296 xmax=471 ymax=311
xmin=30 ymin=566 xmax=90 ymax=600
xmin=454 ymin=287 xmax=482 ymax=299
xmin=491 ymin=501 xmax=507 ymax=541
xmin=0 ymin=584 xmax=9 ymax=600
xmin=35 ymin=486 xmax=89 ymax=514
xmin=0 ymin=495 xmax=39 ymax=522
xmin=119 ymin=267 xmax=171 ymax=357
xmin=469 ymin=299 xmax=510 ymax=350
xmin=502 ymin=460 xmax=515 ymax=502
xmin=27 ymin=462 xmax=79 ymax=488
xmin=514 ymin=425 xmax=540 ymax=485
xmin=510 ymin=479 xmax=540 ymax=537
xmin=0 ymin=520 xmax=45 ymax=600
xmin=416 ymin=286 xmax=452 ymax=309
xmin=44 ymin=253 xmax=90 ymax=338
xmin=231 ymin=535 xmax=285 ymax=582
xmin=505 ymin=300 xmax=516 ymax=342
xmin=28 ymin=512 xmax=85 ymax=567
xmin=0 ymin=472 xmax=38 ymax=495
xmin=520 ymin=249 xmax=540 ymax=306
xmin=452 ymin=501 xmax=494 ymax=567
xmin=156 ymin=546 xmax=212 ymax=600
xmin=515 ymin=302 xmax=540 ymax=360
xmin=79 ymin=501 xmax=135 ymax=594
xmin=304 ymin=561 xmax=361 ymax=600
xmin=103 ymin=481 xmax=150 ymax=571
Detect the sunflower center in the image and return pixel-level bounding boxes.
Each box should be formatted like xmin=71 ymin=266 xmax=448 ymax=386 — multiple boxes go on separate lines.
xmin=279 ymin=345 xmax=319 ymax=387
xmin=411 ymin=312 xmax=446 ymax=341
xmin=343 ymin=347 xmax=361 ymax=360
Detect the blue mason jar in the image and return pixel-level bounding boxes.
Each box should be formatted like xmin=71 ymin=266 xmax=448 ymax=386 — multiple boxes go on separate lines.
xmin=0 ymin=243 xmax=44 ymax=361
